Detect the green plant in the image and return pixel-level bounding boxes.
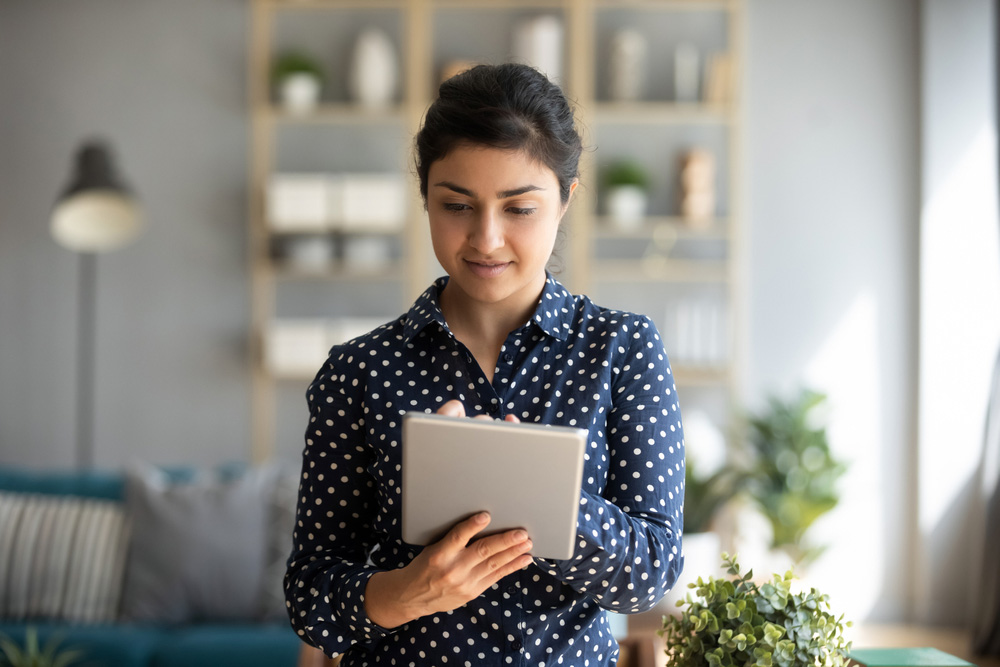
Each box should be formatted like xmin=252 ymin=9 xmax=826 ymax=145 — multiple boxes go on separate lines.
xmin=741 ymin=389 xmax=846 ymax=564
xmin=271 ymin=50 xmax=325 ymax=85
xmin=604 ymin=160 xmax=649 ymax=190
xmin=685 ymin=457 xmax=747 ymax=534
xmin=660 ymin=553 xmax=852 ymax=667
xmin=0 ymin=628 xmax=85 ymax=667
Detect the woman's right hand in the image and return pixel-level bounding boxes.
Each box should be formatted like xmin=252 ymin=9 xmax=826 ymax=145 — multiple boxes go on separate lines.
xmin=364 ymin=512 xmax=534 ymax=629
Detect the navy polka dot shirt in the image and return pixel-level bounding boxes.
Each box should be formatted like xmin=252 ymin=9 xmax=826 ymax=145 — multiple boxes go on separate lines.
xmin=285 ymin=274 xmax=685 ymax=666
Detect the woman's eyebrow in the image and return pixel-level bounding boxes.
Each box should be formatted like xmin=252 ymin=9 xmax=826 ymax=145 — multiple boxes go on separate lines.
xmin=433 ymin=182 xmax=545 ymax=199
xmin=497 ymin=185 xmax=544 ymax=198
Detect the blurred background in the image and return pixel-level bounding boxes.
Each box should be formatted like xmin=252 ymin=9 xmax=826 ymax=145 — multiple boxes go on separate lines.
xmin=1 ymin=0 xmax=998 ymax=655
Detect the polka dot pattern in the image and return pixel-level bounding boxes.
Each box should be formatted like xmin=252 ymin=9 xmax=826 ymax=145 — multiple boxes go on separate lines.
xmin=285 ymin=274 xmax=685 ymax=666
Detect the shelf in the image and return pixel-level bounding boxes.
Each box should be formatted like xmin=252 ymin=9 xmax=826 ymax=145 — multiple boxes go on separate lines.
xmin=270 ymin=262 xmax=405 ymax=281
xmin=258 ymin=104 xmax=406 ymax=125
xmin=672 ymin=365 xmax=731 ymax=386
xmin=593 ymin=102 xmax=732 ymax=124
xmin=433 ymin=0 xmax=564 ymax=8
xmin=266 ymin=0 xmax=406 ymax=9
xmin=595 ymin=0 xmax=732 ymax=10
xmin=590 ymin=258 xmax=729 ymax=283
xmin=592 ymin=216 xmax=729 ymax=241
xmin=267 ymin=226 xmax=405 ymax=237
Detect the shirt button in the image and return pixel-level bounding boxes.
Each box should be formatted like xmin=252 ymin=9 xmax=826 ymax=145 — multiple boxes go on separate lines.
xmin=512 ymin=640 xmax=523 ymax=651
xmin=503 ymin=354 xmax=513 ymax=364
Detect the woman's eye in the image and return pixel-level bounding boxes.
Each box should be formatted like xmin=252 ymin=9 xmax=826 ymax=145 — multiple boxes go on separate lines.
xmin=508 ymin=207 xmax=536 ymax=217
xmin=443 ymin=202 xmax=470 ymax=213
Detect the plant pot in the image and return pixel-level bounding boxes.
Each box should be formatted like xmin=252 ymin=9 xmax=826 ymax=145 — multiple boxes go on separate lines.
xmin=606 ymin=185 xmax=648 ymax=230
xmin=279 ymin=73 xmax=321 ymax=114
xmin=348 ymin=28 xmax=398 ymax=109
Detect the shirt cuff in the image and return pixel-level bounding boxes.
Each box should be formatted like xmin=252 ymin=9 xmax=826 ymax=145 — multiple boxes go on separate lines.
xmin=336 ymin=568 xmax=397 ymax=644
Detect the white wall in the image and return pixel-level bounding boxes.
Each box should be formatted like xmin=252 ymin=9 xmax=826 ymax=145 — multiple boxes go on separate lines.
xmin=745 ymin=0 xmax=919 ymax=622
xmin=917 ymin=0 xmax=999 ymax=627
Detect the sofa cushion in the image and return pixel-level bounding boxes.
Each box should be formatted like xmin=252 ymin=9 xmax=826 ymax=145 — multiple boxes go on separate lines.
xmin=0 ymin=492 xmax=130 ymax=623
xmin=150 ymin=623 xmax=301 ymax=667
xmin=120 ymin=464 xmax=277 ymax=624
xmin=0 ymin=467 xmax=124 ymax=501
xmin=0 ymin=622 xmax=164 ymax=667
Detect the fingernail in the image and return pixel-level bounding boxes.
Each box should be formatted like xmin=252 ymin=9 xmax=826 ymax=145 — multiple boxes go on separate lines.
xmin=514 ymin=530 xmax=528 ymax=541
xmin=476 ymin=512 xmax=489 ymax=523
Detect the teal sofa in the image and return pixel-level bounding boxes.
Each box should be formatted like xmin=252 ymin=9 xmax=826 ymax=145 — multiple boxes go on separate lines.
xmin=0 ymin=465 xmax=302 ymax=667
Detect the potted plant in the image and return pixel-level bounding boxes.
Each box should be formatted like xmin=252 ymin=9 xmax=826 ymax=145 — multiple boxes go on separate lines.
xmin=0 ymin=628 xmax=84 ymax=667
xmin=661 ymin=552 xmax=853 ymax=667
xmin=272 ymin=50 xmax=325 ymax=114
xmin=739 ymin=389 xmax=846 ymax=566
xmin=604 ymin=159 xmax=650 ymax=230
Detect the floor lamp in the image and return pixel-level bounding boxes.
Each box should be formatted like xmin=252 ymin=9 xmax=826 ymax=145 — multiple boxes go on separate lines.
xmin=51 ymin=141 xmax=142 ymax=468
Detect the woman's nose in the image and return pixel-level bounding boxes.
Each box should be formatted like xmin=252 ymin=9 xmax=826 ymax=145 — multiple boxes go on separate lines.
xmin=468 ymin=211 xmax=504 ymax=254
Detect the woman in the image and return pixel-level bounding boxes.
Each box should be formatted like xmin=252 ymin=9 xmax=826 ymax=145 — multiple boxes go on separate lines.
xmin=285 ymin=63 xmax=685 ymax=667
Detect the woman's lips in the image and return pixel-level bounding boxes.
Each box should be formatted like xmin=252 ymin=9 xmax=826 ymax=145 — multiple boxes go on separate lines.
xmin=464 ymin=260 xmax=511 ymax=278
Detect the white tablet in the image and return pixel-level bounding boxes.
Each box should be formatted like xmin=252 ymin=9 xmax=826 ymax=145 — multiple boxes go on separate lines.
xmin=401 ymin=412 xmax=587 ymax=560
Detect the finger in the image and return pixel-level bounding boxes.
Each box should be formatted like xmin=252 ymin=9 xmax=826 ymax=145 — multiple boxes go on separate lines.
xmin=472 ymin=414 xmax=492 ymax=421
xmin=504 ymin=414 xmax=520 ymax=423
xmin=441 ymin=511 xmax=491 ymax=551
xmin=473 ymin=548 xmax=535 ymax=589
xmin=437 ymin=399 xmax=466 ymax=418
xmin=458 ymin=528 xmax=530 ymax=569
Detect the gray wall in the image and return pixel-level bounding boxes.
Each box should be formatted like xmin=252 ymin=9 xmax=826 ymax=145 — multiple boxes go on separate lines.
xmin=0 ymin=0 xmax=249 ymax=467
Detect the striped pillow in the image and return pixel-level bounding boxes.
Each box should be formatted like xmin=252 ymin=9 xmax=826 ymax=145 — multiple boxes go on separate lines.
xmin=0 ymin=492 xmax=130 ymax=624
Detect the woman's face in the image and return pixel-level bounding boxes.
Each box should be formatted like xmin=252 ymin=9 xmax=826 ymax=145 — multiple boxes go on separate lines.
xmin=427 ymin=143 xmax=574 ymax=315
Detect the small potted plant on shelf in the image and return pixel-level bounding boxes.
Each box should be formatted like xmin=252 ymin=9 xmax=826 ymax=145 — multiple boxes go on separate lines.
xmin=661 ymin=552 xmax=853 ymax=667
xmin=739 ymin=389 xmax=847 ymax=567
xmin=604 ymin=159 xmax=650 ymax=230
xmin=272 ymin=50 xmax=325 ymax=114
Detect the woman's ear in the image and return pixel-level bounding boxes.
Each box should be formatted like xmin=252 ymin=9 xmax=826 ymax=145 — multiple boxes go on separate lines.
xmin=562 ymin=179 xmax=580 ymax=212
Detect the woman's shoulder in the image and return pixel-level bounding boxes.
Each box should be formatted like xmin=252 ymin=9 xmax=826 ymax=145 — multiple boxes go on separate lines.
xmin=571 ymin=292 xmax=661 ymax=338
xmin=308 ymin=315 xmax=407 ymax=383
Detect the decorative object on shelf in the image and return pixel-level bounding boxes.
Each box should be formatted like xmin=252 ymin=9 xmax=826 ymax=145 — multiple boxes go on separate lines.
xmin=674 ymin=42 xmax=700 ymax=103
xmin=679 ymin=148 xmax=715 ymax=226
xmin=267 ymin=173 xmax=333 ymax=233
xmin=739 ymin=388 xmax=847 ymax=566
xmin=608 ymin=29 xmax=647 ymax=102
xmin=603 ymin=160 xmax=650 ymax=230
xmin=281 ymin=234 xmax=336 ymax=272
xmin=51 ymin=140 xmax=142 ymax=469
xmin=272 ymin=50 xmax=324 ymax=114
xmin=660 ymin=553 xmax=853 ymax=667
xmin=512 ymin=15 xmax=564 ymax=85
xmin=342 ymin=235 xmax=393 ymax=272
xmin=265 ymin=319 xmax=331 ymax=377
xmin=668 ymin=297 xmax=728 ymax=366
xmin=0 ymin=626 xmax=86 ymax=667
xmin=348 ymin=28 xmax=398 ymax=109
xmin=704 ymin=52 xmax=733 ymax=106
xmin=338 ymin=174 xmax=406 ymax=233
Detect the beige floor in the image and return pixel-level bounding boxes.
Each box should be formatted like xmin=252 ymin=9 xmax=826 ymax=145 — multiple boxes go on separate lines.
xmin=624 ymin=616 xmax=999 ymax=667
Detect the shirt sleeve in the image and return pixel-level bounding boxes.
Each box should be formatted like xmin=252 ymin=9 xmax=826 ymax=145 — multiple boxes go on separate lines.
xmin=284 ymin=353 xmax=394 ymax=657
xmin=538 ymin=316 xmax=685 ymax=614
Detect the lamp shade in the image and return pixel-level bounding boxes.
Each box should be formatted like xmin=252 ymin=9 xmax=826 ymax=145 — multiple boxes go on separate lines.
xmin=51 ymin=142 xmax=142 ymax=252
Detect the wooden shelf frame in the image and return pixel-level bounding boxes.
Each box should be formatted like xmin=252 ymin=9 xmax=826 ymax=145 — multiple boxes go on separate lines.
xmin=248 ymin=0 xmax=743 ymax=461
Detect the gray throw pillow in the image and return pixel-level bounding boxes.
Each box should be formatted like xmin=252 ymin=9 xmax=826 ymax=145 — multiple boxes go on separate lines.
xmin=258 ymin=464 xmax=300 ymax=622
xmin=120 ymin=464 xmax=277 ymax=624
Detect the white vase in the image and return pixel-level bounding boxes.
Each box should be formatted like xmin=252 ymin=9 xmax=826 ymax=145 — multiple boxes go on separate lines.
xmin=348 ymin=28 xmax=398 ymax=109
xmin=609 ymin=29 xmax=647 ymax=102
xmin=279 ymin=73 xmax=321 ymax=114
xmin=606 ymin=185 xmax=647 ymax=230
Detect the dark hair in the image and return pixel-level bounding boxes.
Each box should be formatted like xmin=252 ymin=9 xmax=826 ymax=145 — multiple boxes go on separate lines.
xmin=415 ymin=63 xmax=583 ymax=204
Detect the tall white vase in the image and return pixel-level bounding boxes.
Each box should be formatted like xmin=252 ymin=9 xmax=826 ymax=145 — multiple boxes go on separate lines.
xmin=348 ymin=28 xmax=398 ymax=109
xmin=609 ymin=29 xmax=647 ymax=102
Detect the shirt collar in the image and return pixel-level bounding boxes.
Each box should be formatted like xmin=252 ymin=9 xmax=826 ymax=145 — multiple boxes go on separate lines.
xmin=402 ymin=273 xmax=575 ymax=344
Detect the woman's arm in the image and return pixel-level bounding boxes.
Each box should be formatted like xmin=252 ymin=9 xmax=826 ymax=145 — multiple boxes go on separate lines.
xmin=538 ymin=316 xmax=685 ymax=613
xmin=284 ymin=360 xmax=388 ymax=656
